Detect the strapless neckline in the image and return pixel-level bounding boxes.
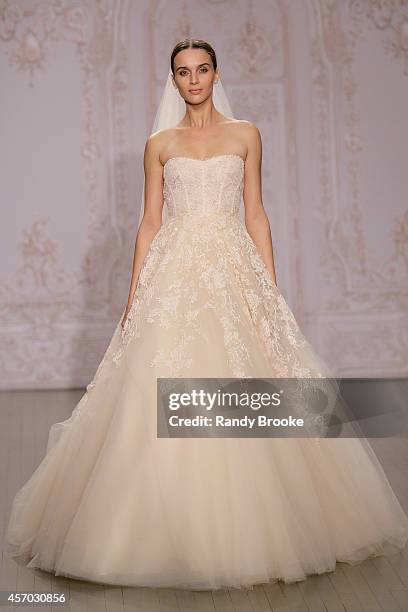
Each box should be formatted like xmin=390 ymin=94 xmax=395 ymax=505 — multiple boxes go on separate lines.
xmin=163 ymin=153 xmax=245 ymax=171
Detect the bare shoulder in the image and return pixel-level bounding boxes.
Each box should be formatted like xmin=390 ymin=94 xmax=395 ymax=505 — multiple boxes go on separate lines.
xmin=227 ymin=120 xmax=261 ymax=160
xmin=236 ymin=119 xmax=261 ymax=140
xmin=145 ymin=126 xmax=175 ymax=151
xmin=149 ymin=126 xmax=178 ymax=141
xmin=227 ymin=118 xmax=261 ymax=144
xmin=144 ymin=127 xmax=176 ymax=165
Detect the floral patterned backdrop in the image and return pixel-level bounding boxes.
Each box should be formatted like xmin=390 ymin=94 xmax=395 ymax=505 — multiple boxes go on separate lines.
xmin=0 ymin=0 xmax=407 ymax=388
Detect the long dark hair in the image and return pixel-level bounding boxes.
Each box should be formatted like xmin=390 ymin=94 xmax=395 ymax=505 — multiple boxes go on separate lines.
xmin=170 ymin=38 xmax=217 ymax=75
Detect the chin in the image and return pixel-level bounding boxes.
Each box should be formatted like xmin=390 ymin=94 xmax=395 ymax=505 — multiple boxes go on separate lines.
xmin=186 ymin=91 xmax=209 ymax=102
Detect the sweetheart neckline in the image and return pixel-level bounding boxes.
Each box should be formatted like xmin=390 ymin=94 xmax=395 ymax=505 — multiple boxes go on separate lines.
xmin=162 ymin=153 xmax=245 ymax=170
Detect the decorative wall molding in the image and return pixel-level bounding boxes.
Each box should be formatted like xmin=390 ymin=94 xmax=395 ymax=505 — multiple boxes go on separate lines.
xmin=0 ymin=0 xmax=133 ymax=388
xmin=307 ymin=0 xmax=407 ymax=374
xmin=0 ymin=0 xmax=406 ymax=388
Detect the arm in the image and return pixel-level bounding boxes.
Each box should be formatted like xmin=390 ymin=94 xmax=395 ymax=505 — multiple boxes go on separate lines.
xmin=121 ymin=135 xmax=165 ymax=327
xmin=242 ymin=123 xmax=277 ymax=286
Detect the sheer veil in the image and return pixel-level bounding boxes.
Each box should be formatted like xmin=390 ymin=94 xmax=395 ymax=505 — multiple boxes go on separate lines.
xmin=137 ymin=69 xmax=235 ymax=229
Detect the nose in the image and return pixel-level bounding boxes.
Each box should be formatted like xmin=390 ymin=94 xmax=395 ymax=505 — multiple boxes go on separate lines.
xmin=190 ymin=72 xmax=199 ymax=85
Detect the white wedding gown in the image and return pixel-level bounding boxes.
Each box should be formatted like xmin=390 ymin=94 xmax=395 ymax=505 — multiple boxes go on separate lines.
xmin=5 ymin=154 xmax=408 ymax=590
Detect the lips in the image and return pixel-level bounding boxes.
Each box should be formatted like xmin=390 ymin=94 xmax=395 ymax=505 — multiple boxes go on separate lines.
xmin=189 ymin=89 xmax=202 ymax=94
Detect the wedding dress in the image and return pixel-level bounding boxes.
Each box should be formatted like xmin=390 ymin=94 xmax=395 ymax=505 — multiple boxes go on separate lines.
xmin=5 ymin=153 xmax=408 ymax=591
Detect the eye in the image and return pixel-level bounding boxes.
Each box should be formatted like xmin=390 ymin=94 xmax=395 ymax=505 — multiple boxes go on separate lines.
xmin=200 ymin=67 xmax=208 ymax=72
xmin=178 ymin=69 xmax=187 ymax=76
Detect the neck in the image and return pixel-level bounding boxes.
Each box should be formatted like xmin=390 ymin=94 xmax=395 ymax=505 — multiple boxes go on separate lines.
xmin=183 ymin=97 xmax=220 ymax=129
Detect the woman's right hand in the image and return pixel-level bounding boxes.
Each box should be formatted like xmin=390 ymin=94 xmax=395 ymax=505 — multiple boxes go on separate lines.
xmin=121 ymin=304 xmax=132 ymax=330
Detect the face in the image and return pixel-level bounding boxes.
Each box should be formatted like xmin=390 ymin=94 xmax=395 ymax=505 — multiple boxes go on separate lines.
xmin=172 ymin=48 xmax=219 ymax=104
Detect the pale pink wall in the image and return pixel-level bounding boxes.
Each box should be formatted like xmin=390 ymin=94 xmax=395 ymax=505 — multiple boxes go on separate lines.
xmin=0 ymin=0 xmax=407 ymax=389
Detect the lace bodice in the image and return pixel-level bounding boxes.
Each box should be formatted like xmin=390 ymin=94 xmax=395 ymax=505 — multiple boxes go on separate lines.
xmin=81 ymin=150 xmax=331 ymax=405
xmin=163 ymin=154 xmax=244 ymax=219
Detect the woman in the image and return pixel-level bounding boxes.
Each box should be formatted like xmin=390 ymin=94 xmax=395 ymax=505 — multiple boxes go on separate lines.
xmin=6 ymin=38 xmax=408 ymax=591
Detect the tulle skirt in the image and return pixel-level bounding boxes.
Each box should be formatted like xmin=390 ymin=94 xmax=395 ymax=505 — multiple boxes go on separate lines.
xmin=6 ymin=215 xmax=408 ymax=589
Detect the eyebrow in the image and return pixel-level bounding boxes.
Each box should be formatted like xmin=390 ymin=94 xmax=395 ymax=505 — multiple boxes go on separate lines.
xmin=175 ymin=62 xmax=211 ymax=71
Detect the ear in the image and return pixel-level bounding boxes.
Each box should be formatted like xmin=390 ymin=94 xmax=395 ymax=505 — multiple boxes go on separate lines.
xmin=214 ymin=69 xmax=220 ymax=84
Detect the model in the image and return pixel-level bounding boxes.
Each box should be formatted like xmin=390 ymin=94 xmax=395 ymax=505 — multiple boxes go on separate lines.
xmin=5 ymin=38 xmax=408 ymax=591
